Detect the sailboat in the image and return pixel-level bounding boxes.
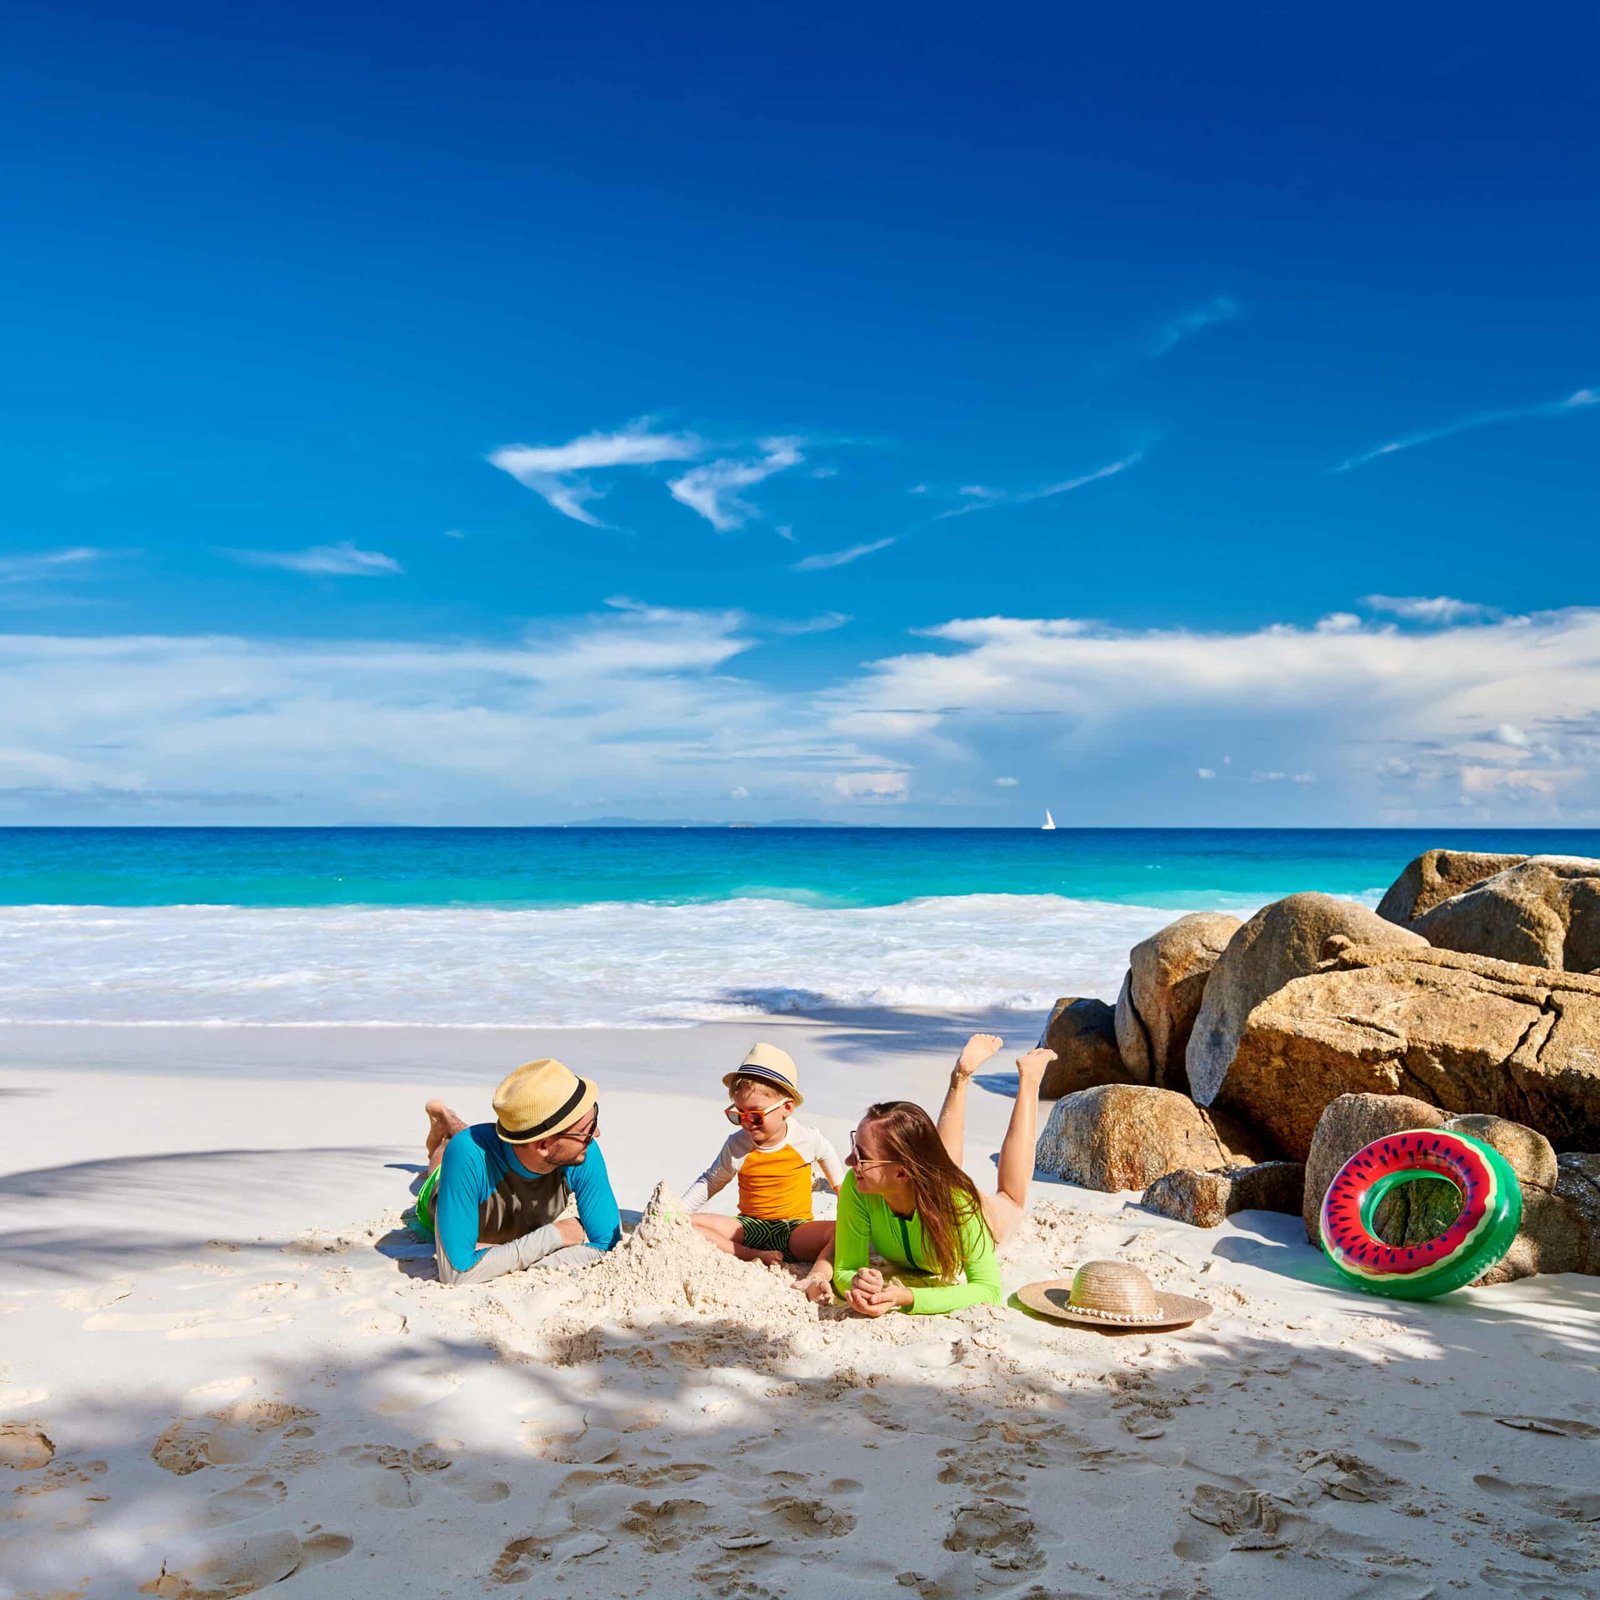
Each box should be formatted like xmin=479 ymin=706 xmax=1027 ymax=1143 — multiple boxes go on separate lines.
xmin=1041 ymin=810 xmax=1056 ymax=830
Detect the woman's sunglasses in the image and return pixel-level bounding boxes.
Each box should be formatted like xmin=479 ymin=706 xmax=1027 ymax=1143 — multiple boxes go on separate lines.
xmin=848 ymin=1130 xmax=895 ymax=1169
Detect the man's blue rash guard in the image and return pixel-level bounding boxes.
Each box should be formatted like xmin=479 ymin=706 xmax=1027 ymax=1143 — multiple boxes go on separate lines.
xmin=434 ymin=1123 xmax=622 ymax=1282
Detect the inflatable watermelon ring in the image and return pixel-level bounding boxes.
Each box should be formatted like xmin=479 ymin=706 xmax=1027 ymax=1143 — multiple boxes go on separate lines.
xmin=1319 ymin=1129 xmax=1522 ymax=1300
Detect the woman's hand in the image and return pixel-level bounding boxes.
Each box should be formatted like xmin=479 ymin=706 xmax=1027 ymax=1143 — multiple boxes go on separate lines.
xmin=846 ymin=1276 xmax=913 ymax=1317
xmin=852 ymin=1267 xmax=884 ymax=1297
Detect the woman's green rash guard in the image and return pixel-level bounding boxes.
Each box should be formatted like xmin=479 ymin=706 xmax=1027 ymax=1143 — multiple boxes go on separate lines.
xmin=831 ymin=1170 xmax=1001 ymax=1314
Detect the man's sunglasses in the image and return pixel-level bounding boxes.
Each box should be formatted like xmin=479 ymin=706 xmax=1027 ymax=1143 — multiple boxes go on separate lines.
xmin=558 ymin=1108 xmax=600 ymax=1146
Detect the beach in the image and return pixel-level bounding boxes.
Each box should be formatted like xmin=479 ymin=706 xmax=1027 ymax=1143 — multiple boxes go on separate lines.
xmin=5 ymin=1013 xmax=1599 ymax=1599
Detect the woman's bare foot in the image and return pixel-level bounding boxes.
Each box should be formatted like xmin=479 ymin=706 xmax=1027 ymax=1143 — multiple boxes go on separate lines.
xmin=425 ymin=1099 xmax=467 ymax=1161
xmin=954 ymin=1033 xmax=1003 ymax=1081
xmin=1014 ymin=1047 xmax=1055 ymax=1092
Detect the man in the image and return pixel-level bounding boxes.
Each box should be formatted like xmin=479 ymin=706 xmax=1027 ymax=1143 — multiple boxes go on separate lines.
xmin=418 ymin=1057 xmax=621 ymax=1286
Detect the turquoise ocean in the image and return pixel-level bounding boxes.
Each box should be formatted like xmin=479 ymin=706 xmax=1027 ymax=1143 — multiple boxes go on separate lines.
xmin=1 ymin=828 xmax=1594 ymax=1028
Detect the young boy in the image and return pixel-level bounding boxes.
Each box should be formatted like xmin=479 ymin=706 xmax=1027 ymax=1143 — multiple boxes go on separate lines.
xmin=684 ymin=1042 xmax=844 ymax=1288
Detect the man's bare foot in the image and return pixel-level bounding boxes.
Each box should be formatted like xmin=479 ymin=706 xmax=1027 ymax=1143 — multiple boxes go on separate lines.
xmin=1014 ymin=1047 xmax=1055 ymax=1091
xmin=954 ymin=1033 xmax=1003 ymax=1081
xmin=425 ymin=1099 xmax=467 ymax=1160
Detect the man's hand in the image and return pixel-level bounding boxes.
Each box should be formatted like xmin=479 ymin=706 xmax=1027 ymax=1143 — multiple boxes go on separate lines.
xmin=554 ymin=1217 xmax=587 ymax=1247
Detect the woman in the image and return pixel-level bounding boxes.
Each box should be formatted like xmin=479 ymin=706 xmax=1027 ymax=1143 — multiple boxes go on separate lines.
xmin=830 ymin=1034 xmax=1052 ymax=1315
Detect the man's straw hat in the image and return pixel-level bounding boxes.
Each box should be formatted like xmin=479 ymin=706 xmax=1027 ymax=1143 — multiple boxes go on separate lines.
xmin=1015 ymin=1260 xmax=1210 ymax=1331
xmin=723 ymin=1042 xmax=803 ymax=1106
xmin=492 ymin=1058 xmax=597 ymax=1145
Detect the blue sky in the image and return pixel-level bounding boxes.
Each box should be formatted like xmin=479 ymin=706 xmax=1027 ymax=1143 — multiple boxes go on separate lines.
xmin=2 ymin=2 xmax=1597 ymax=824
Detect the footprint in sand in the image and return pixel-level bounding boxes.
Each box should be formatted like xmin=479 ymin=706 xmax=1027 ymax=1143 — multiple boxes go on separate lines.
xmin=152 ymin=1401 xmax=316 ymax=1476
xmin=138 ymin=1528 xmax=352 ymax=1596
xmin=54 ymin=1279 xmax=134 ymax=1313
xmin=371 ymin=1366 xmax=463 ymax=1416
xmin=756 ymin=1495 xmax=857 ymax=1539
xmin=620 ymin=1497 xmax=719 ymax=1553
xmin=338 ymin=1300 xmax=409 ymax=1338
xmin=1473 ymin=1473 xmax=1600 ymax=1523
xmin=489 ymin=1530 xmax=611 ymax=1582
xmin=1467 ymin=1411 xmax=1600 ymax=1439
xmin=1 ymin=1423 xmax=55 ymax=1471
xmin=942 ymin=1499 xmax=1045 ymax=1573
xmin=337 ymin=1442 xmax=456 ymax=1508
xmin=200 ymin=1474 xmax=289 ymax=1527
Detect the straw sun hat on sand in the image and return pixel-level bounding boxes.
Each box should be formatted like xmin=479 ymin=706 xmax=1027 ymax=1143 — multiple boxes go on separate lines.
xmin=1016 ymin=1260 xmax=1210 ymax=1331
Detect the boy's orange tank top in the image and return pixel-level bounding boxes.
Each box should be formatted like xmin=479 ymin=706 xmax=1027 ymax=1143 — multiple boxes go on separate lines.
xmin=737 ymin=1143 xmax=815 ymax=1221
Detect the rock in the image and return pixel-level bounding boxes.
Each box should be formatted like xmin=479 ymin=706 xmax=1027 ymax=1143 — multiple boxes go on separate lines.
xmin=1377 ymin=849 xmax=1527 ymax=924
xmin=1302 ymin=1094 xmax=1600 ymax=1282
xmin=1218 ymin=942 xmax=1600 ymax=1161
xmin=1408 ymin=856 xmax=1600 ymax=972
xmin=1302 ymin=1093 xmax=1447 ymax=1243
xmin=1141 ymin=1161 xmax=1306 ymax=1228
xmin=1115 ymin=913 xmax=1242 ymax=1093
xmin=1037 ymin=996 xmax=1130 ymax=1099
xmin=1034 ymin=1083 xmax=1239 ymax=1193
xmin=1187 ymin=894 xmax=1427 ymax=1112
xmin=1553 ymin=1155 xmax=1600 ymax=1273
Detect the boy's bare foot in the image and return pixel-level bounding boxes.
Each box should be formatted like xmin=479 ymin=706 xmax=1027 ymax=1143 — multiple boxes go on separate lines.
xmin=954 ymin=1033 xmax=1003 ymax=1081
xmin=1014 ymin=1047 xmax=1055 ymax=1091
xmin=425 ymin=1099 xmax=467 ymax=1160
xmin=733 ymin=1244 xmax=786 ymax=1266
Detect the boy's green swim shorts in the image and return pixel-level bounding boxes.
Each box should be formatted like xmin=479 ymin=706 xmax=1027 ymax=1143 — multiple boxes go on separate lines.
xmin=737 ymin=1215 xmax=806 ymax=1260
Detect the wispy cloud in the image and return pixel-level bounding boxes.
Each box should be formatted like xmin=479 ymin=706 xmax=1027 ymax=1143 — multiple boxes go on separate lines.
xmin=1149 ymin=295 xmax=1239 ymax=358
xmin=235 ymin=542 xmax=403 ymax=577
xmin=1333 ymin=387 xmax=1598 ymax=473
xmin=1363 ymin=594 xmax=1497 ymax=625
xmin=0 ymin=547 xmax=108 ymax=584
xmin=668 ymin=438 xmax=803 ymax=531
xmin=489 ymin=423 xmax=703 ymax=526
xmin=933 ymin=452 xmax=1143 ymax=520
xmin=791 ymin=538 xmax=896 ymax=572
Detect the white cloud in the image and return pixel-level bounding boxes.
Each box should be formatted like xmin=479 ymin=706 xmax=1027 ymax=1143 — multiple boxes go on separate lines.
xmin=1196 ymin=767 xmax=1216 ymax=780
xmin=0 ymin=604 xmax=904 ymax=823
xmin=235 ymin=542 xmax=402 ymax=577
xmin=1149 ymin=295 xmax=1239 ymax=357
xmin=832 ymin=771 xmax=908 ymax=803
xmin=933 ymin=453 xmax=1143 ymax=520
xmin=1363 ymin=594 xmax=1496 ymax=625
xmin=730 ymin=785 xmax=749 ymax=799
xmin=1315 ymin=612 xmax=1362 ymax=634
xmin=1333 ymin=387 xmax=1598 ymax=473
xmin=994 ymin=776 xmax=1019 ymax=787
xmin=791 ymin=538 xmax=896 ymax=572
xmin=1493 ymin=723 xmax=1529 ymax=747
xmin=823 ymin=606 xmax=1600 ymax=820
xmin=489 ymin=423 xmax=703 ymax=526
xmin=668 ymin=438 xmax=803 ymax=531
xmin=0 ymin=547 xmax=108 ymax=583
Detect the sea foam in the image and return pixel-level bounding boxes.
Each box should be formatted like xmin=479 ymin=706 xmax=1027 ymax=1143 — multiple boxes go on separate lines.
xmin=0 ymin=894 xmax=1199 ymax=1027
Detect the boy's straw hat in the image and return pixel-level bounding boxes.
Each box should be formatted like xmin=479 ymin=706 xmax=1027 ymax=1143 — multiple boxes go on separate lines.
xmin=1015 ymin=1260 xmax=1210 ymax=1330
xmin=492 ymin=1058 xmax=597 ymax=1144
xmin=723 ymin=1042 xmax=803 ymax=1106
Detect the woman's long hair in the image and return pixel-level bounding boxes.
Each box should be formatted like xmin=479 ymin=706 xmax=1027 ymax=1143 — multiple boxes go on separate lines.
xmin=861 ymin=1100 xmax=991 ymax=1281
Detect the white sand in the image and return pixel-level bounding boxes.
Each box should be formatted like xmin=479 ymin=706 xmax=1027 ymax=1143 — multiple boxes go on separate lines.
xmin=2 ymin=1020 xmax=1599 ymax=1599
